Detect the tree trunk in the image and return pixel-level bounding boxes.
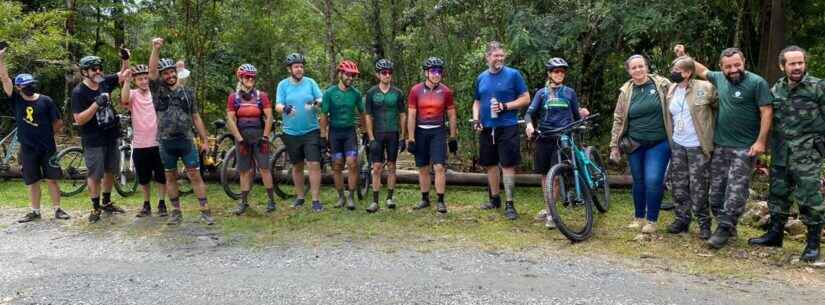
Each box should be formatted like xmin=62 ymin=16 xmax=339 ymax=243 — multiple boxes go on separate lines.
xmin=112 ymin=0 xmax=125 ymax=49
xmin=64 ymin=0 xmax=81 ymax=133
xmin=370 ymin=0 xmax=385 ymax=60
xmin=761 ymin=0 xmax=785 ymax=83
xmin=324 ymin=0 xmax=337 ymax=84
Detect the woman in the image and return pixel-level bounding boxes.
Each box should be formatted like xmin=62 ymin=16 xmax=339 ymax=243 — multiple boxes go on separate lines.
xmin=609 ymin=55 xmax=672 ymax=234
xmin=664 ymin=56 xmax=717 ymax=239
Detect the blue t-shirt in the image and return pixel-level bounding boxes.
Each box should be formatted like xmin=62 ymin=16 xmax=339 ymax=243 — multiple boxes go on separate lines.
xmin=276 ymin=77 xmax=323 ymax=136
xmin=473 ymin=66 xmax=529 ymax=128
xmin=526 ymin=85 xmax=580 ymax=133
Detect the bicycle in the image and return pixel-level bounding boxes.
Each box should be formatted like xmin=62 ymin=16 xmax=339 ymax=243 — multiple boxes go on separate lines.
xmin=219 ymin=119 xmax=286 ymax=200
xmin=113 ymin=114 xmax=138 ymax=197
xmin=540 ymin=113 xmax=610 ymax=242
xmin=0 ymin=116 xmax=20 ymax=180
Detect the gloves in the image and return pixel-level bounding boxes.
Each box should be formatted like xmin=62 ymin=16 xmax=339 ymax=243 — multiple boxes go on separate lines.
xmin=259 ymin=137 xmax=270 ymax=154
xmin=238 ymin=140 xmax=249 ymax=156
xmin=407 ymin=140 xmax=416 ymax=154
xmin=284 ymin=104 xmax=295 ymax=115
xmin=398 ymin=139 xmax=407 ymax=153
xmin=120 ymin=48 xmax=131 ymax=60
xmin=448 ymin=138 xmax=458 ymax=154
xmin=95 ymin=93 xmax=110 ymax=108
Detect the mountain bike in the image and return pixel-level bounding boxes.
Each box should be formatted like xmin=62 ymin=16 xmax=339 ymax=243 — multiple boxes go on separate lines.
xmin=0 ymin=116 xmax=20 ymax=181
xmin=113 ymin=114 xmax=138 ymax=196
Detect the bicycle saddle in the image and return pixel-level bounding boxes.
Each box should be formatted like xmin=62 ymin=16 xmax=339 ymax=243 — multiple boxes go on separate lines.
xmin=212 ymin=119 xmax=226 ymax=129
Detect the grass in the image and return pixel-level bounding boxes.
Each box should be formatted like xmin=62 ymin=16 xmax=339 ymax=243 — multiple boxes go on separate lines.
xmin=0 ymin=179 xmax=822 ymax=283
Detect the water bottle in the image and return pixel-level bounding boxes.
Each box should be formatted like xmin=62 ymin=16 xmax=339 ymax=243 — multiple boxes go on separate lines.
xmin=490 ymin=97 xmax=499 ymax=119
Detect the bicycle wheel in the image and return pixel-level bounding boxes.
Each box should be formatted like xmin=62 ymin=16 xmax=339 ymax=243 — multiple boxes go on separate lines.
xmin=585 ymin=147 xmax=610 ymax=213
xmin=176 ymin=166 xmax=193 ymax=196
xmin=220 ymin=146 xmax=242 ymax=200
xmin=56 ymin=146 xmax=87 ymax=196
xmin=114 ymin=146 xmax=138 ymax=197
xmin=545 ymin=162 xmax=593 ymax=242
xmin=356 ymin=144 xmax=369 ymax=200
xmin=215 ymin=134 xmax=235 ymax=164
xmin=271 ymin=146 xmax=304 ymax=199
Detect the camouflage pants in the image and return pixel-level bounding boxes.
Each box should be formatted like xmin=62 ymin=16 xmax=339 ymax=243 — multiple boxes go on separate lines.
xmin=670 ymin=143 xmax=711 ymax=226
xmin=768 ymin=146 xmax=825 ymax=226
xmin=708 ymin=146 xmax=755 ymax=228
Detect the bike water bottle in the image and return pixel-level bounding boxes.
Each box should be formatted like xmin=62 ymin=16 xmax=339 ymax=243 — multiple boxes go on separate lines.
xmin=490 ymin=97 xmax=499 ymax=119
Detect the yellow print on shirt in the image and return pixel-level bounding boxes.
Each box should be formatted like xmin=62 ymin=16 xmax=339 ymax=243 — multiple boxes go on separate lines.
xmin=25 ymin=106 xmax=38 ymax=127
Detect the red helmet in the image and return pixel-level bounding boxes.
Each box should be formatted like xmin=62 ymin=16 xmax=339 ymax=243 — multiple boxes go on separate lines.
xmin=236 ymin=64 xmax=257 ymax=79
xmin=337 ymin=60 xmax=360 ymax=75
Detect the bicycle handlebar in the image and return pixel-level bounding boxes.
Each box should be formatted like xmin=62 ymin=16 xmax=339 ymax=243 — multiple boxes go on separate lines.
xmin=535 ymin=113 xmax=600 ymax=137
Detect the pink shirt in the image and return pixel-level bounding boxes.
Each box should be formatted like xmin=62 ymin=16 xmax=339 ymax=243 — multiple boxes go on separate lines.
xmin=128 ymin=89 xmax=159 ymax=149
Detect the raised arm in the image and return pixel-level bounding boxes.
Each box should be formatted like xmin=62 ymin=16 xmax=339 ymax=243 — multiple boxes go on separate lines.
xmin=148 ymin=38 xmax=163 ymax=81
xmin=674 ymin=44 xmax=709 ymax=80
xmin=0 ymin=48 xmax=12 ymax=97
xmin=120 ymin=70 xmax=133 ymax=109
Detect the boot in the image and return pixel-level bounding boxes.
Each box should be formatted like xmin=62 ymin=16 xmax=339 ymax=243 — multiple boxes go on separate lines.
xmin=800 ymin=224 xmax=822 ymax=263
xmin=748 ymin=215 xmax=785 ymax=247
xmin=698 ymin=221 xmax=712 ymax=240
xmin=667 ymin=219 xmax=690 ymax=234
xmin=707 ymin=224 xmax=733 ymax=249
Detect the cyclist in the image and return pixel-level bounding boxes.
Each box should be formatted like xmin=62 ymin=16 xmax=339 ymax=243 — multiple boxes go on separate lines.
xmin=524 ymin=57 xmax=589 ymax=228
xmin=0 ymin=47 xmax=70 ymax=222
xmin=226 ymin=64 xmax=277 ymax=215
xmin=120 ymin=64 xmax=168 ymax=218
xmin=320 ymin=60 xmax=364 ymax=210
xmin=275 ymin=53 xmax=325 ymax=212
xmin=71 ymin=53 xmax=129 ymax=223
xmin=407 ymin=57 xmax=458 ymax=214
xmin=364 ymin=59 xmax=406 ymax=213
xmin=148 ymin=37 xmax=213 ymax=225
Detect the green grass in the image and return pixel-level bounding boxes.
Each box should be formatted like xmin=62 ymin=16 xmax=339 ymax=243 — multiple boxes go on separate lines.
xmin=0 ymin=179 xmax=820 ymax=282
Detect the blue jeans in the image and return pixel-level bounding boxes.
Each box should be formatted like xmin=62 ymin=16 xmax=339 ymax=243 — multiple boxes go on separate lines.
xmin=628 ymin=140 xmax=670 ymax=222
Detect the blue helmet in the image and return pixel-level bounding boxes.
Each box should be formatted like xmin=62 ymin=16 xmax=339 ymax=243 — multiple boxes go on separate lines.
xmin=14 ymin=74 xmax=36 ymax=86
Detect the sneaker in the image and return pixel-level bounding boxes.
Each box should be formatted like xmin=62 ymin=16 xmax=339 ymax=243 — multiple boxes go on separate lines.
xmin=102 ymin=203 xmax=126 ymax=214
xmin=346 ymin=193 xmax=356 ymax=211
xmin=504 ymin=203 xmax=519 ymax=220
xmin=479 ymin=199 xmax=501 ymax=210
xmin=232 ymin=202 xmax=249 ymax=216
xmin=157 ymin=203 xmax=168 ymax=217
xmin=334 ymin=196 xmax=345 ymax=208
xmin=312 ymin=201 xmax=324 ymax=212
xmin=545 ymin=215 xmax=556 ymax=229
xmin=200 ymin=210 xmax=215 ymax=225
xmin=18 ymin=211 xmax=41 ymax=223
xmin=366 ymin=202 xmax=379 ymax=213
xmin=641 ymin=222 xmax=657 ymax=234
xmin=167 ymin=210 xmax=183 ymax=225
xmin=413 ymin=200 xmax=430 ymax=210
xmin=266 ymin=201 xmax=277 ymax=213
xmin=88 ymin=209 xmax=102 ymax=223
xmin=436 ymin=201 xmax=447 ymax=214
xmin=627 ymin=218 xmax=645 ymax=230
xmin=292 ymin=198 xmax=305 ymax=208
xmin=136 ymin=205 xmax=151 ymax=218
xmin=54 ymin=208 xmax=71 ymax=220
xmin=386 ymin=198 xmax=397 ymax=209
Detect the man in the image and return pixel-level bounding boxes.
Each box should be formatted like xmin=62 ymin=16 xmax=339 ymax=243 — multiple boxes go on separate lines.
xmin=320 ymin=60 xmax=364 ymax=210
xmin=748 ymin=46 xmax=823 ymax=262
xmin=275 ymin=53 xmax=325 ymax=212
xmin=71 ymin=54 xmax=129 ymax=223
xmin=0 ymin=47 xmax=70 ymax=223
xmin=472 ymin=41 xmax=531 ymax=220
xmin=120 ymin=64 xmax=168 ymax=218
xmin=674 ymin=45 xmax=773 ymax=249
xmin=148 ymin=37 xmax=213 ymax=225
xmin=364 ymin=59 xmax=406 ymax=213
xmin=407 ymin=57 xmax=458 ymax=214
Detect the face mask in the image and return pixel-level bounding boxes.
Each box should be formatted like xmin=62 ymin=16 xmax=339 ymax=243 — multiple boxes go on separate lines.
xmin=670 ymin=71 xmax=685 ymax=83
xmin=93 ymin=75 xmax=105 ymax=83
xmin=21 ymin=85 xmax=36 ymax=97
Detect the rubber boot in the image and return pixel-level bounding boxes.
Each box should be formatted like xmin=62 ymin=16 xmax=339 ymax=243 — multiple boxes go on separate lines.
xmin=800 ymin=224 xmax=822 ymax=263
xmin=748 ymin=215 xmax=785 ymax=247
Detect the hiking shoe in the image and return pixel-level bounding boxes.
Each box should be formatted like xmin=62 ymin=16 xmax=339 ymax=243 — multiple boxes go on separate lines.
xmin=88 ymin=209 xmax=102 ymax=223
xmin=18 ymin=211 xmax=41 ymax=223
xmin=366 ymin=202 xmax=379 ymax=213
xmin=102 ymin=203 xmax=126 ymax=214
xmin=667 ymin=220 xmax=689 ymax=234
xmin=479 ymin=200 xmax=500 ymax=210
xmin=504 ymin=203 xmax=518 ymax=220
xmin=698 ymin=223 xmax=712 ymax=240
xmin=545 ymin=215 xmax=556 ymax=229
xmin=292 ymin=198 xmax=305 ymax=208
xmin=641 ymin=222 xmax=657 ymax=234
xmin=136 ymin=205 xmax=151 ymax=218
xmin=54 ymin=208 xmax=71 ymax=220
xmin=266 ymin=201 xmax=277 ymax=213
xmin=334 ymin=196 xmax=345 ymax=209
xmin=436 ymin=201 xmax=447 ymax=214
xmin=200 ymin=210 xmax=215 ymax=225
xmin=707 ymin=225 xmax=732 ymax=249
xmin=232 ymin=202 xmax=249 ymax=216
xmin=157 ymin=203 xmax=168 ymax=217
xmin=167 ymin=210 xmax=183 ymax=225
xmin=346 ymin=193 xmax=356 ymax=211
xmin=413 ymin=200 xmax=430 ymax=210
xmin=312 ymin=201 xmax=324 ymax=212
xmin=386 ymin=198 xmax=397 ymax=209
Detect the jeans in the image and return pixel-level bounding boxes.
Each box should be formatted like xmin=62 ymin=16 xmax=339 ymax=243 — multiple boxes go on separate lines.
xmin=628 ymin=140 xmax=671 ymax=222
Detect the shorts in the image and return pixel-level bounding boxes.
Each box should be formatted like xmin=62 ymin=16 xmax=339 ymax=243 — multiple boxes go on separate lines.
xmin=413 ymin=126 xmax=447 ymax=168
xmin=83 ymin=140 xmax=120 ymax=180
xmin=159 ymin=138 xmax=200 ymax=171
xmin=533 ymin=137 xmax=561 ymax=175
xmin=133 ymin=146 xmax=167 ymax=185
xmin=283 ymin=130 xmax=322 ymax=164
xmin=21 ymin=146 xmax=61 ymax=185
xmin=370 ymin=132 xmax=399 ymax=163
xmin=236 ymin=128 xmax=271 ymax=172
xmin=330 ymin=127 xmax=358 ymax=161
xmin=478 ymin=125 xmax=521 ymax=167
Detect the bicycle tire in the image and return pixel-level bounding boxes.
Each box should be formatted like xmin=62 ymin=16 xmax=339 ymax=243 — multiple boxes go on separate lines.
xmin=56 ymin=146 xmax=87 ymax=197
xmin=215 ymin=134 xmax=235 ymax=165
xmin=585 ymin=147 xmax=610 ymax=213
xmin=356 ymin=144 xmax=369 ymax=200
xmin=114 ymin=146 xmax=138 ymax=197
xmin=272 ymin=146 xmax=306 ymax=199
xmin=176 ymin=167 xmax=194 ymax=196
xmin=220 ymin=146 xmax=242 ymax=200
xmin=545 ymin=162 xmax=593 ymax=242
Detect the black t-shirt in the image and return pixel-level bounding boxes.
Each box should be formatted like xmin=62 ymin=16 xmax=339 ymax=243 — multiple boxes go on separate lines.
xmin=7 ymin=90 xmax=60 ymax=153
xmin=71 ymin=75 xmax=121 ymax=147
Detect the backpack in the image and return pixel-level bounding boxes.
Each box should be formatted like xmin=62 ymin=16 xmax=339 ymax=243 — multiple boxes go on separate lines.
xmin=233 ymin=89 xmax=265 ymax=129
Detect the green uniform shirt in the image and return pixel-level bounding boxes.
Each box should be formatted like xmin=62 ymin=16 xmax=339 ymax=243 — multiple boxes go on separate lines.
xmin=707 ymin=71 xmax=773 ymax=148
xmin=770 ymin=74 xmax=825 ymax=166
xmin=365 ymin=85 xmax=406 ymax=133
xmin=322 ymin=85 xmax=363 ymax=129
xmin=627 ymin=80 xmax=667 ymax=143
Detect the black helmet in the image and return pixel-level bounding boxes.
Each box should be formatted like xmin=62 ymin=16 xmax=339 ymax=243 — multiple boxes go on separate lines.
xmin=158 ymin=58 xmax=176 ymax=72
xmin=421 ymin=57 xmax=444 ymax=70
xmin=131 ymin=64 xmax=149 ymax=75
xmin=284 ymin=53 xmax=306 ymax=67
xmin=374 ymin=59 xmax=394 ymax=72
xmin=79 ymin=56 xmax=103 ymax=70
xmin=545 ymin=57 xmax=569 ymax=71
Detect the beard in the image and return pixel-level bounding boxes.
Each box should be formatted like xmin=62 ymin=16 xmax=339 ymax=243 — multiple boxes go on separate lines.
xmin=164 ymin=76 xmax=178 ymax=87
xmin=788 ymin=69 xmax=806 ymax=82
xmin=92 ymin=75 xmax=105 ymax=83
xmin=724 ymin=69 xmax=744 ymax=84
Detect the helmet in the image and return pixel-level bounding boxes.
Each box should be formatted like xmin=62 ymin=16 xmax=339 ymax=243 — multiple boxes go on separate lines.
xmin=131 ymin=64 xmax=149 ymax=75
xmin=236 ymin=63 xmax=257 ymax=78
xmin=14 ymin=74 xmax=36 ymax=86
xmin=337 ymin=60 xmax=359 ymax=75
xmin=284 ymin=53 xmax=305 ymax=67
xmin=545 ymin=57 xmax=569 ymax=71
xmin=79 ymin=56 xmax=103 ymax=70
xmin=374 ymin=59 xmax=393 ymax=72
xmin=158 ymin=58 xmax=176 ymax=72
xmin=421 ymin=57 xmax=444 ymax=70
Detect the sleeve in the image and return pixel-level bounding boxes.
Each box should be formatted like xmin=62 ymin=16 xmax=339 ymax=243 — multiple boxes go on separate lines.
xmin=526 ymin=89 xmax=542 ymax=115
xmin=47 ymin=97 xmax=60 ymax=123
xmin=513 ymin=70 xmax=529 ymax=96
xmin=364 ymin=90 xmax=373 ymax=115
xmin=261 ymin=92 xmax=273 ymax=109
xmin=569 ymin=88 xmax=581 ymax=121
xmin=706 ymin=71 xmax=722 ymax=87
xmin=445 ymin=88 xmax=455 ymax=110
xmin=397 ymin=88 xmax=407 ymax=113
xmin=321 ymin=89 xmax=331 ymax=115
xmin=276 ymin=81 xmax=286 ymax=105
xmin=311 ymin=80 xmax=323 ymax=101
xmin=70 ymin=88 xmax=85 ymax=114
xmin=226 ymin=94 xmax=235 ymax=112
xmin=407 ymin=87 xmax=417 ymax=110
xmin=473 ymin=76 xmax=481 ymax=101
xmin=102 ymin=74 xmax=120 ymax=93
xmin=8 ymin=90 xmax=20 ymax=112
xmin=355 ymin=90 xmax=364 ymax=113
xmin=756 ymin=78 xmax=774 ymax=107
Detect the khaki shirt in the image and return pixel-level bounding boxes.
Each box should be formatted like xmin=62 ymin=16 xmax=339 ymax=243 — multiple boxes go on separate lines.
xmin=664 ymin=79 xmax=717 ymax=157
xmin=609 ymin=74 xmax=672 ymax=150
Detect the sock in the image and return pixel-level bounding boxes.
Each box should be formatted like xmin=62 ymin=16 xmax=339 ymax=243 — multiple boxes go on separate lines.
xmin=32 ymin=208 xmax=40 ymax=214
xmin=347 ymin=189 xmax=355 ymax=199
xmin=387 ymin=189 xmax=394 ymax=200
xmin=506 ymin=200 xmax=514 ymax=206
xmin=338 ymin=189 xmax=345 ymax=199
xmin=241 ymin=191 xmax=249 ymax=204
xmin=91 ymin=197 xmax=101 ymax=210
xmin=312 ymin=200 xmax=321 ymax=206
xmin=171 ymin=197 xmax=181 ymax=210
xmin=503 ymin=175 xmax=515 ymax=202
xmin=421 ymin=192 xmax=430 ymax=203
xmin=373 ymin=190 xmax=380 ymax=204
xmin=198 ymin=197 xmax=208 ymax=209
xmin=266 ymin=188 xmax=276 ymax=204
xmin=491 ymin=195 xmax=501 ymax=206
xmin=158 ymin=199 xmax=166 ymax=208
xmin=102 ymin=192 xmax=111 ymax=205
xmin=143 ymin=201 xmax=150 ymax=209
xmin=295 ymin=198 xmax=306 ymax=206
xmin=437 ymin=193 xmax=445 ymax=204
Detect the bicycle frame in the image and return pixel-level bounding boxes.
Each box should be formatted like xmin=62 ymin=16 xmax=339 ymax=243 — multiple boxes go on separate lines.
xmin=0 ymin=128 xmax=18 ymax=167
xmin=545 ymin=115 xmax=604 ymax=202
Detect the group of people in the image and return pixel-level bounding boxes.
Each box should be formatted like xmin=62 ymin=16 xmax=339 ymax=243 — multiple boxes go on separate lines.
xmin=1 ymin=38 xmax=822 ymax=263
xmin=610 ymin=44 xmax=823 ymax=262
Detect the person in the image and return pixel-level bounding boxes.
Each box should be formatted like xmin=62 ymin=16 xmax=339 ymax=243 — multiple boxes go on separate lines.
xmin=364 ymin=59 xmax=406 ymax=213
xmin=609 ymin=54 xmax=672 ymax=234
xmin=226 ymin=64 xmax=277 ymax=215
xmin=71 ymin=54 xmax=129 ymax=223
xmin=120 ymin=64 xmax=168 ymax=218
xmin=472 ymin=41 xmax=531 ymax=220
xmin=525 ymin=57 xmax=589 ymax=228
xmin=320 ymin=60 xmax=364 ymax=210
xmin=0 ymin=47 xmax=70 ymax=223
xmin=275 ymin=53 xmax=325 ymax=212
xmin=663 ymin=56 xmax=717 ymax=239
xmin=748 ymin=46 xmax=823 ymax=262
xmin=148 ymin=37 xmax=213 ymax=225
xmin=407 ymin=57 xmax=458 ymax=214
xmin=674 ymin=45 xmax=773 ymax=249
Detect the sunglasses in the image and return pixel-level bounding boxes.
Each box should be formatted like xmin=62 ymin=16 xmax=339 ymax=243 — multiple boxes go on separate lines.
xmin=87 ymin=66 xmax=103 ymax=72
xmin=379 ymin=70 xmax=393 ymax=76
xmin=242 ymin=75 xmax=256 ymax=80
xmin=343 ymin=72 xmax=358 ymax=78
xmin=429 ymin=68 xmax=443 ymax=75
